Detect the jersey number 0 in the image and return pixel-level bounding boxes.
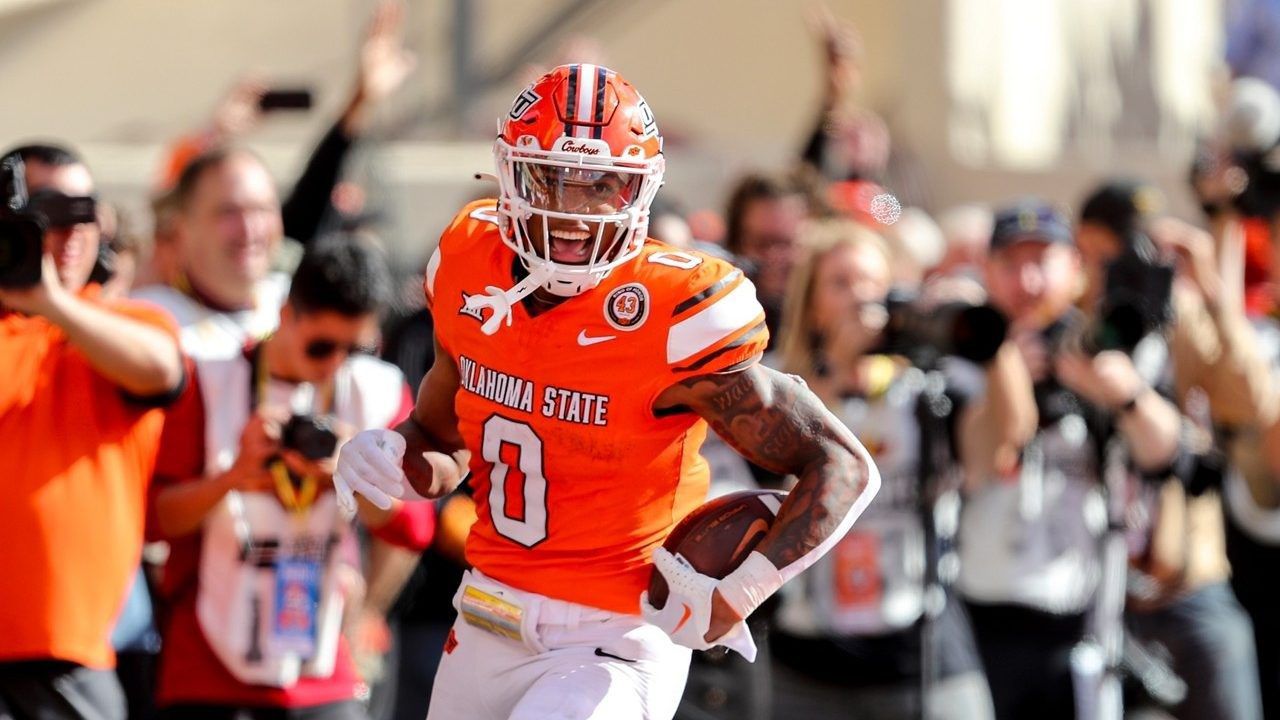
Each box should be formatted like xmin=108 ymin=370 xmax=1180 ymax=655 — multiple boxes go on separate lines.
xmin=482 ymin=415 xmax=548 ymax=547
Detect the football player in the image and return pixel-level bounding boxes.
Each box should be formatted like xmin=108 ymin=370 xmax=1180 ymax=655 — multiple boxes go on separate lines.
xmin=334 ymin=64 xmax=880 ymax=720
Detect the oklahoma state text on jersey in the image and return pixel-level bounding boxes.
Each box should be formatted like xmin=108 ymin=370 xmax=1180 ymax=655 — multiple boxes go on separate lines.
xmin=424 ymin=199 xmax=769 ymax=614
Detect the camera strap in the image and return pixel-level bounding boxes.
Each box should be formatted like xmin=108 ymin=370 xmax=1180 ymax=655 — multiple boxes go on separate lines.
xmin=247 ymin=338 xmax=335 ymax=414
xmin=248 ymin=341 xmax=324 ymax=516
xmin=270 ymin=460 xmax=319 ymax=516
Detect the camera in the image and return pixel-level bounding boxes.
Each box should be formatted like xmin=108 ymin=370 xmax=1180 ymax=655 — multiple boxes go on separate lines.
xmin=873 ymin=289 xmax=1009 ymax=368
xmin=0 ymin=154 xmax=98 ymax=290
xmin=1083 ymin=233 xmax=1174 ymax=355
xmin=281 ymin=414 xmax=339 ymax=461
xmin=0 ymin=155 xmax=46 ymax=289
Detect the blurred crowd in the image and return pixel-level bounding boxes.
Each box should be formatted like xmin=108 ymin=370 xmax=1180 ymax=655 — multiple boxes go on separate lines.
xmin=7 ymin=2 xmax=1280 ymax=720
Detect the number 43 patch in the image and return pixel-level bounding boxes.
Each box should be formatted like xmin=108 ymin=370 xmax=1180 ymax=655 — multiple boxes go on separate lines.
xmin=605 ymin=283 xmax=650 ymax=331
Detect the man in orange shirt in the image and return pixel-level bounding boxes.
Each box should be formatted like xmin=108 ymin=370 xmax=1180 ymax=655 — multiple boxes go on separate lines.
xmin=0 ymin=144 xmax=185 ymax=720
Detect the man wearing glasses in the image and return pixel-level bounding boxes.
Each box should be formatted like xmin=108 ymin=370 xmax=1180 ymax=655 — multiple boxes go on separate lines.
xmin=133 ymin=147 xmax=291 ymax=362
xmin=146 ymin=240 xmax=431 ymax=720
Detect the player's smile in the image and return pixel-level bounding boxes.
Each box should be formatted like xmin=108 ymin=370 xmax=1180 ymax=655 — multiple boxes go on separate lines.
xmin=532 ymin=218 xmax=618 ymax=265
xmin=548 ymin=229 xmax=593 ymax=264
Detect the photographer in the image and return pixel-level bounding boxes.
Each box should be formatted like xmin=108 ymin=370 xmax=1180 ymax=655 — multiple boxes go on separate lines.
xmin=955 ymin=200 xmax=1184 ymax=720
xmin=1076 ymin=180 xmax=1262 ymax=720
xmin=147 ymin=240 xmax=431 ymax=720
xmin=0 ymin=143 xmax=184 ymax=719
xmin=766 ymin=219 xmax=1002 ymax=720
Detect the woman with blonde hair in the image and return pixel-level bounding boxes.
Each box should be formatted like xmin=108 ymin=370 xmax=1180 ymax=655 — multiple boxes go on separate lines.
xmin=775 ymin=219 xmax=896 ymax=396
xmin=767 ymin=218 xmax=995 ymax=720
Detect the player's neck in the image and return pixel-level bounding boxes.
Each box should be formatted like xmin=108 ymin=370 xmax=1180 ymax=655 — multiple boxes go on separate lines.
xmin=524 ymin=288 xmax=566 ymax=317
xmin=512 ymin=260 xmax=569 ymax=317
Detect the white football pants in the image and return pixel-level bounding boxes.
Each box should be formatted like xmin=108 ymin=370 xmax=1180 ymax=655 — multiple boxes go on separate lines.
xmin=425 ymin=570 xmax=691 ymax=720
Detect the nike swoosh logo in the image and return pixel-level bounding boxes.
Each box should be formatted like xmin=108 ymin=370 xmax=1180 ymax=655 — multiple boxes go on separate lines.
xmin=729 ymin=519 xmax=770 ymax=565
xmin=577 ymin=330 xmax=617 ymax=346
xmin=672 ymin=603 xmax=693 ymax=633
xmin=594 ymin=647 xmax=636 ymax=663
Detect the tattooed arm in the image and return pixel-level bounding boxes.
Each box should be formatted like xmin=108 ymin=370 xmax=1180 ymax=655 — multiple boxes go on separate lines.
xmin=654 ymin=361 xmax=880 ymax=640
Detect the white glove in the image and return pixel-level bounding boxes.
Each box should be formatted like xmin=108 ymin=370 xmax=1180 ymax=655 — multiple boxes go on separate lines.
xmin=333 ymin=429 xmax=408 ymax=515
xmin=640 ymin=548 xmax=759 ymax=661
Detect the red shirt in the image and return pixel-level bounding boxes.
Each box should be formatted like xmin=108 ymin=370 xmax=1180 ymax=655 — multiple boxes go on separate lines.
xmin=149 ymin=354 xmax=422 ymax=708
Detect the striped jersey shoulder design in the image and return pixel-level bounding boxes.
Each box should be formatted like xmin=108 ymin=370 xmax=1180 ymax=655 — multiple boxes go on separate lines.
xmin=628 ymin=242 xmax=769 ymax=379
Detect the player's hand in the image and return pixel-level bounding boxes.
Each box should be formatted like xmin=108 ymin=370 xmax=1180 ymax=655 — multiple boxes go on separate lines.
xmin=707 ymin=590 xmax=745 ymax=645
xmin=333 ymin=429 xmax=408 ymax=515
xmin=640 ymin=548 xmax=758 ymax=661
xmin=397 ymin=417 xmax=466 ymax=498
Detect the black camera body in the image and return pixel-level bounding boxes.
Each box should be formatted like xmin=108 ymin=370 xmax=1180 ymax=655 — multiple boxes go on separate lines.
xmin=1084 ymin=234 xmax=1174 ymax=354
xmin=874 ymin=289 xmax=1009 ymax=368
xmin=0 ymin=155 xmax=46 ymax=289
xmin=281 ymin=414 xmax=339 ymax=461
xmin=0 ymin=155 xmax=98 ymax=290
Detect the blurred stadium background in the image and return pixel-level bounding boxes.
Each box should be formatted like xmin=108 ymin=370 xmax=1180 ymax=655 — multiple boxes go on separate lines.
xmin=0 ymin=0 xmax=1225 ymax=266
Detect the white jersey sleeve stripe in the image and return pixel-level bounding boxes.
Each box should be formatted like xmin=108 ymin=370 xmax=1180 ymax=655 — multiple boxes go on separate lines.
xmin=776 ymin=442 xmax=881 ymax=584
xmin=666 ymin=278 xmax=765 ymax=364
xmin=425 ymin=246 xmax=442 ymax=299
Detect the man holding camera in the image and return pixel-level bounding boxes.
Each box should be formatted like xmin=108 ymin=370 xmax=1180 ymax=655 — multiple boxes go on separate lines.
xmin=954 ymin=200 xmax=1185 ymax=720
xmin=1076 ymin=180 xmax=1264 ymax=719
xmin=147 ymin=240 xmax=430 ymax=720
xmin=0 ymin=144 xmax=185 ymax=719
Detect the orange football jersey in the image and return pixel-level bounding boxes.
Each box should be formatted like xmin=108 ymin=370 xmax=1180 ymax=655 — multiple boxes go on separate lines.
xmin=425 ymin=199 xmax=769 ymax=615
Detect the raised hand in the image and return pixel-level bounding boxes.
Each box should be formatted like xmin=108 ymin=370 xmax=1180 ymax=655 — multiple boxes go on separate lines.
xmin=356 ymin=0 xmax=417 ymax=106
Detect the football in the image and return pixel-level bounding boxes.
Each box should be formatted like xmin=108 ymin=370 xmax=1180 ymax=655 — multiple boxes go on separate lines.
xmin=646 ymin=489 xmax=787 ymax=609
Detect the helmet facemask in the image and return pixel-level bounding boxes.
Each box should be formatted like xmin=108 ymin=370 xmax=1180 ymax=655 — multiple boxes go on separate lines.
xmin=496 ymin=135 xmax=664 ymax=297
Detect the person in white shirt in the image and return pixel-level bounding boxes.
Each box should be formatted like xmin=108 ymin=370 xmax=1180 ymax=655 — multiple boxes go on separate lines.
xmin=133 ymin=148 xmax=289 ymax=361
xmin=957 ymin=200 xmax=1182 ymax=720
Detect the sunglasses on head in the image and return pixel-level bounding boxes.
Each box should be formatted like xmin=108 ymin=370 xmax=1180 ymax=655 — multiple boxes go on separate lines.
xmin=304 ymin=338 xmax=372 ymax=360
